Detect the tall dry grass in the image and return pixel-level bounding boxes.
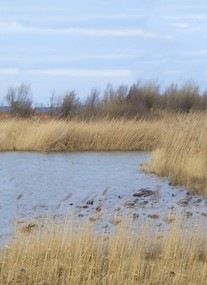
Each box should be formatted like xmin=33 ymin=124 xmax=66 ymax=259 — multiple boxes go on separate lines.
xmin=0 ymin=115 xmax=207 ymax=284
xmin=0 ymin=113 xmax=207 ymax=194
xmin=147 ymin=113 xmax=207 ymax=195
xmin=0 ymin=118 xmax=162 ymax=152
xmin=0 ymin=219 xmax=207 ymax=285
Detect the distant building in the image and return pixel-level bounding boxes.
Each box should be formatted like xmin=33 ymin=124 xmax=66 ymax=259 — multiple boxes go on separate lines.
xmin=34 ymin=107 xmax=52 ymax=119
xmin=0 ymin=106 xmax=12 ymax=118
xmin=0 ymin=106 xmax=57 ymax=119
xmin=35 ymin=107 xmax=61 ymax=118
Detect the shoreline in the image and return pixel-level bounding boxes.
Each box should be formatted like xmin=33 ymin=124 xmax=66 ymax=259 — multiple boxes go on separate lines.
xmin=0 ymin=114 xmax=206 ymax=195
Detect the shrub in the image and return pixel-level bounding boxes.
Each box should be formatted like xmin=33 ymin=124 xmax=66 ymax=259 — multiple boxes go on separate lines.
xmin=164 ymin=82 xmax=200 ymax=112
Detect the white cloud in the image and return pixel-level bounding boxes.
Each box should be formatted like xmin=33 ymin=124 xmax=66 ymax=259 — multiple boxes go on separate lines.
xmin=165 ymin=14 xmax=207 ymax=21
xmin=0 ymin=68 xmax=20 ymax=75
xmin=0 ymin=67 xmax=133 ymax=77
xmin=0 ymin=21 xmax=173 ymax=39
xmin=173 ymin=23 xmax=189 ymax=29
xmin=0 ymin=21 xmax=22 ymax=32
xmin=171 ymin=22 xmax=203 ymax=33
xmin=0 ymin=13 xmax=145 ymax=26
xmin=32 ymin=13 xmax=145 ymax=23
xmin=0 ymin=52 xmax=141 ymax=63
xmin=30 ymin=68 xmax=132 ymax=77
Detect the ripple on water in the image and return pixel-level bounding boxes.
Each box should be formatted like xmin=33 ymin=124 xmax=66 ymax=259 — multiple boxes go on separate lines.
xmin=0 ymin=151 xmax=207 ymax=244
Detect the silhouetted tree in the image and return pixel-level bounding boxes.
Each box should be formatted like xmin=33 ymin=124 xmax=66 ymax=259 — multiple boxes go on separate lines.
xmin=6 ymin=83 xmax=33 ymax=117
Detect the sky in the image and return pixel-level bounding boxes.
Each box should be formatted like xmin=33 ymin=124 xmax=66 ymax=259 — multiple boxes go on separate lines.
xmin=0 ymin=0 xmax=207 ymax=105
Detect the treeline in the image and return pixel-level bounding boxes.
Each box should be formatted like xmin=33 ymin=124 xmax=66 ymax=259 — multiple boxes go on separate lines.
xmin=4 ymin=81 xmax=207 ymax=119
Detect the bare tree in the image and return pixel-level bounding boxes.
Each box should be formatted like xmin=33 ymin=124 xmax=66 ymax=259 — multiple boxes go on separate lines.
xmin=85 ymin=88 xmax=100 ymax=109
xmin=50 ymin=91 xmax=62 ymax=116
xmin=103 ymin=83 xmax=116 ymax=104
xmin=115 ymin=85 xmax=128 ymax=102
xmin=59 ymin=91 xmax=80 ymax=118
xmin=6 ymin=83 xmax=33 ymax=117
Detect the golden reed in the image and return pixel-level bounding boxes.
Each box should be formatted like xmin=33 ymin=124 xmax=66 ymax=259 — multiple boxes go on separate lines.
xmin=0 ymin=219 xmax=207 ymax=285
xmin=147 ymin=113 xmax=207 ymax=196
xmin=0 ymin=118 xmax=161 ymax=151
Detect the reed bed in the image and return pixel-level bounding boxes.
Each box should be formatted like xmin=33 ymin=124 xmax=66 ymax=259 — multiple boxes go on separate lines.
xmin=0 ymin=115 xmax=207 ymax=284
xmin=0 ymin=118 xmax=162 ymax=152
xmin=147 ymin=113 xmax=207 ymax=196
xmin=0 ymin=113 xmax=207 ymax=194
xmin=0 ymin=219 xmax=207 ymax=285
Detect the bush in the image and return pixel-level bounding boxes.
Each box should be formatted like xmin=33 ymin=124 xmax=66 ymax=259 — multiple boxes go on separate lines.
xmin=100 ymin=84 xmax=129 ymax=118
xmin=164 ymin=82 xmax=200 ymax=112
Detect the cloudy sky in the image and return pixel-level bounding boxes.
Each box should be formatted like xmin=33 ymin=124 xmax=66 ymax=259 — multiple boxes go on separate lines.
xmin=0 ymin=0 xmax=207 ymax=105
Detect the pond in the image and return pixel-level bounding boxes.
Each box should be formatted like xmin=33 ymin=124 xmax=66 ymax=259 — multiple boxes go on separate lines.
xmin=0 ymin=151 xmax=206 ymax=242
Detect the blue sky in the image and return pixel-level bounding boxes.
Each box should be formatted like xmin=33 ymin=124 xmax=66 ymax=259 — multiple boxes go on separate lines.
xmin=0 ymin=0 xmax=207 ymax=105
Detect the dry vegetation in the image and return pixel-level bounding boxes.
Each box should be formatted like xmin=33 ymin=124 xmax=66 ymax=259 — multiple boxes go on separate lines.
xmin=0 ymin=112 xmax=206 ymax=194
xmin=0 ymin=219 xmax=206 ymax=285
xmin=0 ymin=118 xmax=162 ymax=152
xmin=146 ymin=112 xmax=207 ymax=196
xmin=1 ymin=82 xmax=207 ymax=284
xmin=0 ymin=113 xmax=207 ymax=284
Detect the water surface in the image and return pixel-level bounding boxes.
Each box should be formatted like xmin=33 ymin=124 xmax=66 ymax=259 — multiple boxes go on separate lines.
xmin=0 ymin=151 xmax=206 ymax=241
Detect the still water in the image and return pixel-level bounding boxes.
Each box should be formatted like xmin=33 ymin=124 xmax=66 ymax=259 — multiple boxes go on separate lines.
xmin=0 ymin=151 xmax=206 ymax=241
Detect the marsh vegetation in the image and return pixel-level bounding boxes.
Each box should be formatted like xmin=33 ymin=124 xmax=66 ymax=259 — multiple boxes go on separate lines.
xmin=0 ymin=112 xmax=206 ymax=195
xmin=0 ymin=219 xmax=207 ymax=285
xmin=0 ymin=81 xmax=207 ymax=284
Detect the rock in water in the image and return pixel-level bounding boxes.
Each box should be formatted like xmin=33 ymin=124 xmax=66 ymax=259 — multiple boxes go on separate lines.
xmin=177 ymin=198 xmax=189 ymax=206
xmin=133 ymin=213 xmax=139 ymax=219
xmin=86 ymin=199 xmax=94 ymax=205
xmin=124 ymin=201 xmax=135 ymax=208
xmin=148 ymin=214 xmax=160 ymax=219
xmin=133 ymin=189 xmax=154 ymax=197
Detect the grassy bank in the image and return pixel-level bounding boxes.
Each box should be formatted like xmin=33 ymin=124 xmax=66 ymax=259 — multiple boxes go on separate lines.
xmin=0 ymin=113 xmax=206 ymax=194
xmin=0 ymin=219 xmax=207 ymax=285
